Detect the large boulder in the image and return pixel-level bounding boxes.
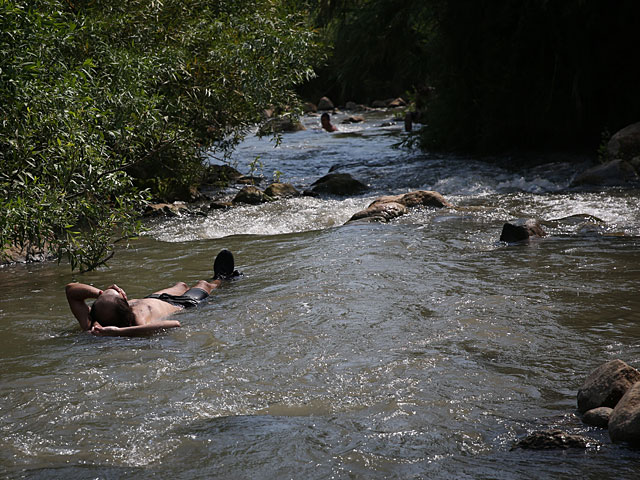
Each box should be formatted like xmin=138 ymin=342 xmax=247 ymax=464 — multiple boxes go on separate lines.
xmin=233 ymin=186 xmax=268 ymax=205
xmin=572 ymin=159 xmax=639 ymax=187
xmin=264 ymin=182 xmax=300 ymax=199
xmin=607 ymin=121 xmax=640 ymax=161
xmin=317 ymin=96 xmax=335 ymax=111
xmin=577 ymin=359 xmax=640 ymax=414
xmin=309 ymin=173 xmax=368 ymax=196
xmin=346 ymin=190 xmax=451 ymax=224
xmin=609 ymin=382 xmax=640 ymax=444
xmin=500 ymin=219 xmax=546 ymax=243
xmin=512 ymin=430 xmax=596 ymax=450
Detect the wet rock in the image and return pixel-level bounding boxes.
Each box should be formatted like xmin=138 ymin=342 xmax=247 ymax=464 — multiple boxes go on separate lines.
xmin=345 ymin=101 xmax=368 ymax=112
xmin=582 ymin=407 xmax=613 ymax=428
xmin=346 ymin=190 xmax=451 ymax=224
xmin=1 ymin=243 xmax=53 ymax=265
xmin=144 ymin=203 xmax=190 ymax=217
xmin=500 ymin=219 xmax=546 ymax=243
xmin=258 ymin=117 xmax=306 ymax=135
xmin=390 ymin=190 xmax=452 ymax=209
xmin=609 ymin=382 xmax=640 ymax=444
xmin=302 ymin=102 xmax=317 ymax=113
xmin=512 ymin=430 xmax=596 ymax=450
xmin=577 ymin=359 xmax=640 ymax=414
xmin=387 ymin=97 xmax=407 ymax=108
xmin=348 ymin=201 xmax=408 ymax=223
xmin=572 ymin=159 xmax=639 ymax=187
xmin=264 ymin=182 xmax=300 ymax=199
xmin=371 ymin=99 xmax=390 ymax=108
xmin=309 ymin=173 xmax=368 ymax=196
xmin=208 ymin=201 xmax=233 ymax=210
xmin=341 ymin=115 xmax=365 ymax=124
xmin=371 ymin=97 xmax=406 ymax=108
xmin=317 ymin=96 xmax=335 ymax=111
xmin=237 ymin=176 xmax=263 ymax=185
xmin=607 ymin=121 xmax=640 ymax=161
xmin=232 ymin=186 xmax=268 ymax=205
xmin=204 ymin=164 xmax=243 ymax=186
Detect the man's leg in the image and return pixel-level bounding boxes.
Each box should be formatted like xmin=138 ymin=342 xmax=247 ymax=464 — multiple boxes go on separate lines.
xmin=189 ymin=279 xmax=221 ymax=295
xmin=152 ymin=282 xmax=191 ymax=296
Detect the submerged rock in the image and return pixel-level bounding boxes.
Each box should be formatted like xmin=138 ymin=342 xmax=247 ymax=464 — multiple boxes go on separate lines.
xmin=582 ymin=407 xmax=613 ymax=428
xmin=309 ymin=173 xmax=368 ymax=196
xmin=512 ymin=430 xmax=596 ymax=450
xmin=577 ymin=359 xmax=640 ymax=414
xmin=500 ymin=219 xmax=546 ymax=243
xmin=609 ymin=382 xmax=640 ymax=444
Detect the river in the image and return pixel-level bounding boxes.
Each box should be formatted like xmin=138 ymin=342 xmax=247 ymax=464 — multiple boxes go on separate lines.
xmin=2 ymin=111 xmax=640 ymax=479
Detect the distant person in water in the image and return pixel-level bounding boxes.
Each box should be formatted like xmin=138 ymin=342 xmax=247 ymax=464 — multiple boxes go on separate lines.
xmin=65 ymin=249 xmax=240 ymax=337
xmin=320 ymin=112 xmax=338 ymax=132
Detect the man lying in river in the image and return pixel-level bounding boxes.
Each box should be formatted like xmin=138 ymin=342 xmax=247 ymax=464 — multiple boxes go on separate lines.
xmin=65 ymin=249 xmax=239 ymax=337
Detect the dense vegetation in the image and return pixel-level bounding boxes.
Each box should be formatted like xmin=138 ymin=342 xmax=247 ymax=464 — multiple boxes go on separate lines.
xmin=1 ymin=0 xmax=320 ymax=270
xmin=4 ymin=0 xmax=639 ymax=270
xmin=306 ymin=0 xmax=640 ymax=152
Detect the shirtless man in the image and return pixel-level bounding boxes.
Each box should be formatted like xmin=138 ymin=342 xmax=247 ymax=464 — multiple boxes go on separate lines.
xmin=320 ymin=112 xmax=338 ymax=132
xmin=66 ymin=249 xmax=238 ymax=337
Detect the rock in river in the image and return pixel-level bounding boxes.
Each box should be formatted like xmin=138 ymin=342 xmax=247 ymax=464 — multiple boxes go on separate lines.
xmin=607 ymin=121 xmax=640 ymax=160
xmin=233 ymin=186 xmax=268 ymax=205
xmin=582 ymin=407 xmax=613 ymax=428
xmin=609 ymin=382 xmax=640 ymax=444
xmin=346 ymin=190 xmax=451 ymax=224
xmin=264 ymin=182 xmax=300 ymax=199
xmin=571 ymin=159 xmax=639 ymax=187
xmin=500 ymin=219 xmax=546 ymax=243
xmin=309 ymin=173 xmax=368 ymax=196
xmin=577 ymin=359 xmax=640 ymax=414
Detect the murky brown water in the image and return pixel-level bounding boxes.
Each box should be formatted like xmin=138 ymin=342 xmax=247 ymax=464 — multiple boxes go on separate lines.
xmin=2 ymin=112 xmax=640 ymax=479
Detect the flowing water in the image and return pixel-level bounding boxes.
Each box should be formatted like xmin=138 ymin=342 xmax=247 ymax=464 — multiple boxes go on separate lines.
xmin=2 ymin=111 xmax=640 ymax=479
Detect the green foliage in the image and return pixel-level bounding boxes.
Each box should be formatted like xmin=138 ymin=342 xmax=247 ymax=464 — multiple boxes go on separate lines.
xmin=1 ymin=0 xmax=321 ymax=270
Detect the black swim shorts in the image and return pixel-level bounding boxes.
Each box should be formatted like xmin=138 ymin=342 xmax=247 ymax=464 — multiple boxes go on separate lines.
xmin=145 ymin=287 xmax=209 ymax=309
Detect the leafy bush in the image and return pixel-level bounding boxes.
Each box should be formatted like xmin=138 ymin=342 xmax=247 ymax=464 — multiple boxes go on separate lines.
xmin=0 ymin=0 xmax=321 ymax=270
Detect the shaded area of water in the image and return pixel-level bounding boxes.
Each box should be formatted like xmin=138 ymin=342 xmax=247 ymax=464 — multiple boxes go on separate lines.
xmin=2 ymin=111 xmax=640 ymax=479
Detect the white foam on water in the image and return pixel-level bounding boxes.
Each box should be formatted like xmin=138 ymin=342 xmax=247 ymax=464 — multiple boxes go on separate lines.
xmin=149 ymin=197 xmax=372 ymax=242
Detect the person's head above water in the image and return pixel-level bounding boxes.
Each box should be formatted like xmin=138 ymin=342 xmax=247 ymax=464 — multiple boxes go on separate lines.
xmin=89 ymin=286 xmax=135 ymax=328
xmin=320 ymin=112 xmax=337 ymax=132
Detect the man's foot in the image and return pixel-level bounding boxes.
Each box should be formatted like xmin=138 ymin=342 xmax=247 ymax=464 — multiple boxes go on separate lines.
xmin=213 ymin=249 xmax=241 ymax=280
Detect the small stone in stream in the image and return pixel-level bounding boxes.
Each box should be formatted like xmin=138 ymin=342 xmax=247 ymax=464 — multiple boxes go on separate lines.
xmin=582 ymin=407 xmax=613 ymax=428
